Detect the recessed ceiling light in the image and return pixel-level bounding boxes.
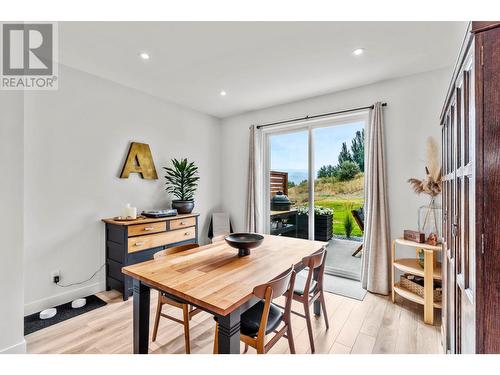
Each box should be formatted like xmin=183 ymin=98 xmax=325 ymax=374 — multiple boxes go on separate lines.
xmin=220 ymin=90 xmax=227 ymax=96
xmin=352 ymin=48 xmax=364 ymax=56
xmin=139 ymin=52 xmax=150 ymax=60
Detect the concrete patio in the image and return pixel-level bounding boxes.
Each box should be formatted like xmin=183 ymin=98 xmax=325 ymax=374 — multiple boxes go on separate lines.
xmin=325 ymin=238 xmax=362 ymax=280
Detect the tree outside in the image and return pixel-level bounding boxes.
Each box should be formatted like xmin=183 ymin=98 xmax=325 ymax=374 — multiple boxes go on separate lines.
xmin=287 ymin=127 xmax=365 ymax=238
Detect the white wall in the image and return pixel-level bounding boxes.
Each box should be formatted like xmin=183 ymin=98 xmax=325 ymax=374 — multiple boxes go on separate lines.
xmin=0 ymin=92 xmax=26 ymax=353
xmin=23 ymin=65 xmax=222 ymax=315
xmin=220 ymin=68 xmax=450 ymax=253
xmin=14 ymin=64 xmax=451 ymax=318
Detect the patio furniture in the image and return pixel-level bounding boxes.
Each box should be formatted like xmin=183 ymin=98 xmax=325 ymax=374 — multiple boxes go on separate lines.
xmin=351 ymin=207 xmax=364 ymax=257
xmin=270 ymin=209 xmax=298 ymax=237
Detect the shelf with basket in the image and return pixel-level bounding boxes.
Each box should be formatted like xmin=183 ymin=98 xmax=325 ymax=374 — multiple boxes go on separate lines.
xmin=392 ymin=283 xmax=442 ymax=309
xmin=391 ymin=238 xmax=443 ymax=325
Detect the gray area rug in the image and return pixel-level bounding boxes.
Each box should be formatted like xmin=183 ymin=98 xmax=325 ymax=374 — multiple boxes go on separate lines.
xmin=323 ymin=274 xmax=367 ymax=301
xmin=325 ymin=238 xmax=362 ymax=280
xmin=296 ymin=271 xmax=367 ymax=301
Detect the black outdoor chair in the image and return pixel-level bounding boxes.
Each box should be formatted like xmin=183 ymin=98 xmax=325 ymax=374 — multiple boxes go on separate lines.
xmin=351 ymin=207 xmax=364 ymax=257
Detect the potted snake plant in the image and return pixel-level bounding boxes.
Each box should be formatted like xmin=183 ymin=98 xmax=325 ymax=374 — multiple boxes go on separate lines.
xmin=164 ymin=158 xmax=199 ymax=214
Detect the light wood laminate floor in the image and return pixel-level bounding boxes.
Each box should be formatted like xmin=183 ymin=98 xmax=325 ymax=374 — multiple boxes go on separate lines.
xmin=26 ymin=289 xmax=443 ymax=354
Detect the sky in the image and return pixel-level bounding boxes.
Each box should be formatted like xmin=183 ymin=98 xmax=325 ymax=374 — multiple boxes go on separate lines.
xmin=270 ymin=121 xmax=364 ymax=183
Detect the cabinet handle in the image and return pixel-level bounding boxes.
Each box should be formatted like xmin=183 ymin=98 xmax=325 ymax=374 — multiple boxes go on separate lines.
xmin=135 ymin=242 xmax=145 ymax=246
xmin=144 ymin=227 xmax=154 ymax=231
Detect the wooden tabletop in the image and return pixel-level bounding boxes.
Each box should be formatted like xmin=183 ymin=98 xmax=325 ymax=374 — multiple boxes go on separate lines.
xmin=122 ymin=234 xmax=326 ymax=316
xmin=102 ymin=213 xmax=199 ymax=226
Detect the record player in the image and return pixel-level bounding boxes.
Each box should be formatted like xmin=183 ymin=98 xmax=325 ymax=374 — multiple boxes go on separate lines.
xmin=141 ymin=209 xmax=178 ymax=218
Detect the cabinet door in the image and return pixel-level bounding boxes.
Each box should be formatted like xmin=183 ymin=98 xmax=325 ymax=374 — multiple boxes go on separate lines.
xmin=457 ymin=48 xmax=476 ymax=354
xmin=443 ymin=104 xmax=456 ymax=353
xmin=443 ymin=42 xmax=477 ymax=355
xmin=476 ymin=26 xmax=500 ymax=354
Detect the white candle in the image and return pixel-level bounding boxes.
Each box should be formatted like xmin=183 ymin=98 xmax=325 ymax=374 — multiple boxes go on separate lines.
xmin=122 ymin=203 xmax=130 ymax=218
xmin=129 ymin=206 xmax=137 ymax=219
xmin=123 ymin=203 xmax=137 ymax=219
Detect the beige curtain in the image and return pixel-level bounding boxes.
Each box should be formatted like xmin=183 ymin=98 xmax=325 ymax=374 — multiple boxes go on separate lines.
xmin=361 ymin=102 xmax=391 ymax=295
xmin=245 ymin=125 xmax=264 ymax=233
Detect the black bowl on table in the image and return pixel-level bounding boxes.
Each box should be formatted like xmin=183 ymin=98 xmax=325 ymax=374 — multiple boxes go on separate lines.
xmin=224 ymin=233 xmax=264 ymax=257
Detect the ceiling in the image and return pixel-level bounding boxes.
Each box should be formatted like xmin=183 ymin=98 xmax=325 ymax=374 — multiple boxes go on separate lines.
xmin=59 ymin=22 xmax=467 ymax=118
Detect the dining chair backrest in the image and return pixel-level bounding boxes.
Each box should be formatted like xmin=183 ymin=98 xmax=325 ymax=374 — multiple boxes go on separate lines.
xmin=302 ymin=248 xmax=326 ymax=269
xmin=251 ymin=266 xmax=296 ymax=342
xmin=253 ymin=266 xmax=295 ymax=301
xmin=300 ymin=248 xmax=327 ymax=295
xmin=154 ymin=243 xmax=199 ymax=259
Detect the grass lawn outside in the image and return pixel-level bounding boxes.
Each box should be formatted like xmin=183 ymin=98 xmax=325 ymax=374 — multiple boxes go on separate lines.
xmin=315 ymin=197 xmax=364 ymax=237
xmin=287 ymin=174 xmax=364 ymax=238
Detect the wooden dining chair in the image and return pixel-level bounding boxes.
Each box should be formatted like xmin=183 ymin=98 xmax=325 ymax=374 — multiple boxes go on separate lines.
xmin=151 ymin=243 xmax=201 ymax=353
xmin=213 ymin=267 xmax=296 ymax=354
xmin=292 ymin=248 xmax=329 ymax=353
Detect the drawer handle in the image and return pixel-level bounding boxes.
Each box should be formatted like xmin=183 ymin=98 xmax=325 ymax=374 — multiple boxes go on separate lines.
xmin=135 ymin=242 xmax=145 ymax=246
xmin=184 ymin=232 xmax=190 ymax=235
xmin=180 ymin=221 xmax=186 ymax=225
xmin=144 ymin=227 xmax=154 ymax=231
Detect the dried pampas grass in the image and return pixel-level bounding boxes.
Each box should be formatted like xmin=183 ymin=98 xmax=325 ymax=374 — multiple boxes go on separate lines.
xmin=407 ymin=137 xmax=442 ymax=197
xmin=426 ymin=137 xmax=441 ymax=181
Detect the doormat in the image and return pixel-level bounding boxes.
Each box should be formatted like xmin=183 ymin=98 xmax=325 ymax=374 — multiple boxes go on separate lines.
xmin=24 ymin=295 xmax=107 ymax=335
xmin=323 ymin=274 xmax=367 ymax=301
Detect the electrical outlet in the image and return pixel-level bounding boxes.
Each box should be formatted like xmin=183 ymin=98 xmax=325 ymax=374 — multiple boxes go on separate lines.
xmin=51 ymin=270 xmax=60 ymax=284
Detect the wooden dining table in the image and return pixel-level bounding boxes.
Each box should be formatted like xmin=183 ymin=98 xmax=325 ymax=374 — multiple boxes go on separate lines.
xmin=122 ymin=234 xmax=326 ymax=354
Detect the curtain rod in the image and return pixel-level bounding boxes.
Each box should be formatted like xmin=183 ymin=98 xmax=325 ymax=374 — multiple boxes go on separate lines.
xmin=255 ymin=102 xmax=387 ymax=129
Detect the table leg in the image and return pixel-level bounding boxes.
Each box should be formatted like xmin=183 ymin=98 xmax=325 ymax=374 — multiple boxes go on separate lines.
xmin=217 ymin=309 xmax=241 ymax=354
xmin=423 ymin=249 xmax=434 ymax=325
xmin=313 ymin=266 xmax=321 ymax=316
xmin=133 ymin=279 xmax=150 ymax=354
xmin=123 ymin=276 xmax=130 ymax=301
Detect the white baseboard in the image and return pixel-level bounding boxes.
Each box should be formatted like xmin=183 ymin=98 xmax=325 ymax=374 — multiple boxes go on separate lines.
xmin=24 ymin=281 xmax=105 ymax=316
xmin=0 ymin=339 xmax=26 ymax=354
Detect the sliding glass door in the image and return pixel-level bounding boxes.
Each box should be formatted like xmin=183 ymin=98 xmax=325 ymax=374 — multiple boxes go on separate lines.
xmin=264 ymin=113 xmax=368 ymax=279
xmin=268 ymin=130 xmax=310 ymax=239
xmin=312 ymin=122 xmax=365 ymax=279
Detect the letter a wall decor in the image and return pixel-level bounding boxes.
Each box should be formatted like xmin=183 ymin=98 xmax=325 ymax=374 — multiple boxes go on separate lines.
xmin=120 ymin=142 xmax=158 ymax=179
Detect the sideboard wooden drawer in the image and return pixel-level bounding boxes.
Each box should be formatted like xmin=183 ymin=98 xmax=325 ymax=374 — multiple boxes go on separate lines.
xmin=103 ymin=213 xmax=199 ymax=301
xmin=170 ymin=217 xmax=196 ymax=230
xmin=128 ymin=227 xmax=196 ymax=253
xmin=128 ymin=221 xmax=166 ymax=237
